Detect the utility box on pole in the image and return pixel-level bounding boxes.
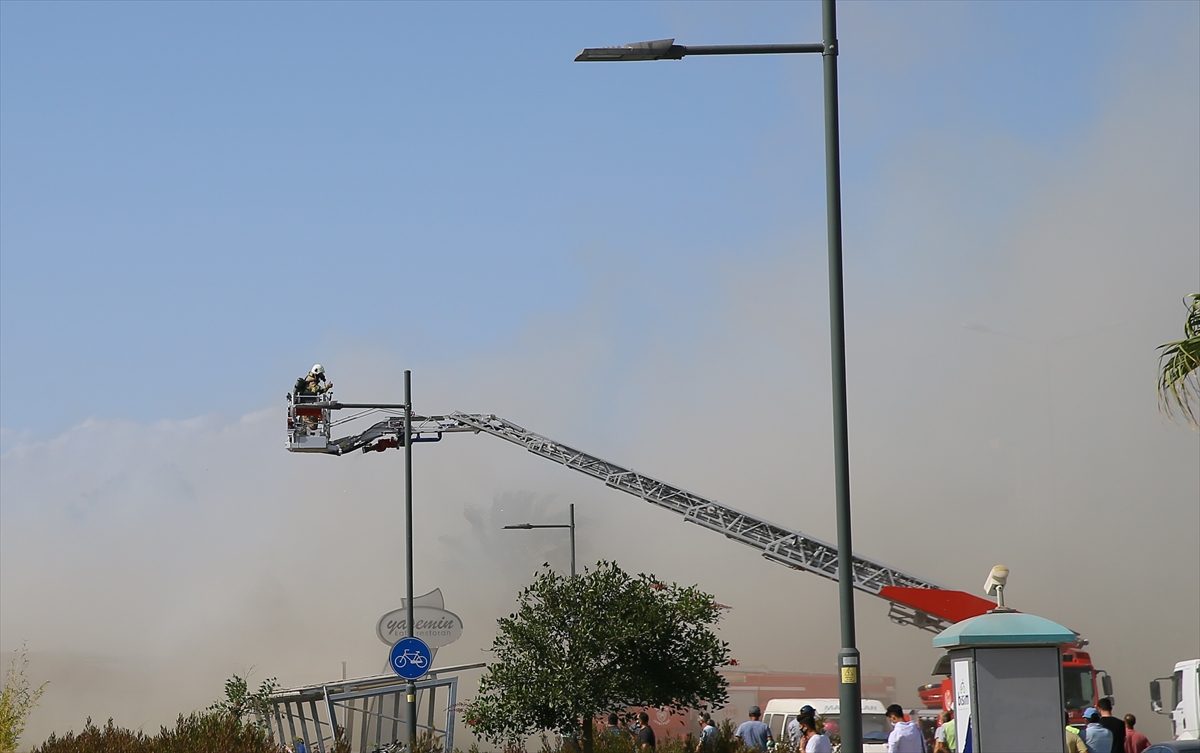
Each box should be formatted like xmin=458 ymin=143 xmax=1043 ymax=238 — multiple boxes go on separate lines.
xmin=933 ymin=611 xmax=1076 ymax=753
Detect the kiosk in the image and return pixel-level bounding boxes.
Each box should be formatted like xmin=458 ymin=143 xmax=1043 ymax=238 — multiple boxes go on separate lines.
xmin=934 ymin=608 xmax=1076 ymax=752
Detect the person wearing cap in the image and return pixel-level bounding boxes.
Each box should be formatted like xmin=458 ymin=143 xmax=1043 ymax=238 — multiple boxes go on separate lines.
xmin=1067 ymin=725 xmax=1089 ymax=753
xmin=797 ymin=714 xmax=831 ymax=753
xmin=799 ymin=705 xmax=823 ymax=735
xmin=735 ymin=706 xmax=773 ymax=751
xmin=1083 ymin=707 xmax=1114 ymax=753
xmin=884 ymin=705 xmax=924 ymax=753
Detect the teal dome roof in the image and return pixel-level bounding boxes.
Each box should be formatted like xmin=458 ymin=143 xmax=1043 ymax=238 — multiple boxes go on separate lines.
xmin=932 ymin=611 xmax=1076 ymax=648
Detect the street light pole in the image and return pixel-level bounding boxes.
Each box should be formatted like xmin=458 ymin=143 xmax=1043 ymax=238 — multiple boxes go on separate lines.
xmin=503 ymin=503 xmax=577 ymax=577
xmin=575 ymin=2 xmax=861 ymax=748
xmin=820 ymin=4 xmax=862 ymax=748
xmin=404 ymin=370 xmax=417 ymax=749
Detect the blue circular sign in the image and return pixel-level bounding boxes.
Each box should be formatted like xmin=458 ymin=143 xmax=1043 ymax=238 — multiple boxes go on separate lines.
xmin=389 ymin=636 xmax=432 ymax=680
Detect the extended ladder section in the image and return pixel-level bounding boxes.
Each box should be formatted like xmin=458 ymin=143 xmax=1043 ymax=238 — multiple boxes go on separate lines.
xmin=447 ymin=413 xmax=996 ymax=634
xmin=290 ymin=403 xmax=996 ymax=633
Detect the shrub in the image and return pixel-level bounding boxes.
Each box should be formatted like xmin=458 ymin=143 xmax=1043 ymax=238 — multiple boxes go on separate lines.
xmin=31 ymin=713 xmax=278 ymax=753
xmin=0 ymin=644 xmax=48 ymax=753
xmin=31 ymin=718 xmax=152 ymax=753
xmin=153 ymin=712 xmax=277 ymax=753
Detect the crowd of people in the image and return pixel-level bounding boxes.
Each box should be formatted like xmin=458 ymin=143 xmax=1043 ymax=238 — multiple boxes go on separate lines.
xmin=690 ymin=695 xmax=1152 ymax=753
xmin=1066 ymin=698 xmax=1151 ymax=753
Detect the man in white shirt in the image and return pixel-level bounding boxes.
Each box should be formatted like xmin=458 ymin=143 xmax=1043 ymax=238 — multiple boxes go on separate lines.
xmin=885 ymin=705 xmax=926 ymax=753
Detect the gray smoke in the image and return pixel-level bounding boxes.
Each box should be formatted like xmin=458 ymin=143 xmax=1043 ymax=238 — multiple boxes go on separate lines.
xmin=3 ymin=4 xmax=1198 ymax=748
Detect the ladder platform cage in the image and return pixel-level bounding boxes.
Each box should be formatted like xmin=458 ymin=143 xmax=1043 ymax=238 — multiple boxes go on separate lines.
xmin=286 ymin=393 xmax=335 ymax=452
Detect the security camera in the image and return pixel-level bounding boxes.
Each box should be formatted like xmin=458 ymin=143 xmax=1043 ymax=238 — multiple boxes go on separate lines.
xmin=984 ymin=565 xmax=1009 ymax=596
xmin=984 ymin=565 xmax=1011 ymax=611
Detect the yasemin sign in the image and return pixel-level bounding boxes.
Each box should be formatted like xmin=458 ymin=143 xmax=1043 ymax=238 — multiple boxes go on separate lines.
xmin=376 ymin=589 xmax=464 ymax=648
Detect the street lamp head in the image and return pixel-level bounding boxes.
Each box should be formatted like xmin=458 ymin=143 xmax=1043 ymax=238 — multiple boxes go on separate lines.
xmin=503 ymin=523 xmax=534 ymax=530
xmin=575 ymin=38 xmax=686 ymax=62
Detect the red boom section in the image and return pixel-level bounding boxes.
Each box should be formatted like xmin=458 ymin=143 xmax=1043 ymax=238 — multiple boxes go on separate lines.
xmin=879 ymin=586 xmax=997 ymax=624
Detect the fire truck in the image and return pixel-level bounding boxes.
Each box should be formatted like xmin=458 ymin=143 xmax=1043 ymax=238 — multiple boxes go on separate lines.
xmin=286 ymin=397 xmax=1112 ymax=723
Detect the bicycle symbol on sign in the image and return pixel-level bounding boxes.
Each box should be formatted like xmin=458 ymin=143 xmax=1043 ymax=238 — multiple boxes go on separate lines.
xmin=393 ymin=650 xmax=429 ymax=670
xmin=388 ymin=636 xmax=432 ymax=679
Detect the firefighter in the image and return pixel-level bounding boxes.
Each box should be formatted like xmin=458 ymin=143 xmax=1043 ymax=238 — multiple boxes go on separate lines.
xmin=294 ymin=364 xmax=332 ymax=430
xmin=294 ymin=364 xmax=332 ymax=401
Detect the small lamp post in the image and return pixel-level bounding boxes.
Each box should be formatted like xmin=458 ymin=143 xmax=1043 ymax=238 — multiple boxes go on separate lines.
xmin=504 ymin=503 xmax=577 ymax=577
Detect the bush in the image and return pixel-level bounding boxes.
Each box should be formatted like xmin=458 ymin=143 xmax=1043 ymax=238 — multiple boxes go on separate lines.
xmin=31 ymin=713 xmax=278 ymax=753
xmin=31 ymin=718 xmax=152 ymax=753
xmin=153 ymin=712 xmax=277 ymax=753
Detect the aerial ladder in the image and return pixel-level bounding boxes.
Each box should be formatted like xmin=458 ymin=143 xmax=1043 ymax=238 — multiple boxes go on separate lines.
xmin=286 ymin=394 xmax=1110 ymax=718
xmin=289 ymin=394 xmax=993 ymax=632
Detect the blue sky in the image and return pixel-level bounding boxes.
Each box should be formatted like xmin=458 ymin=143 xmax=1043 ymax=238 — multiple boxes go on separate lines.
xmin=2 ymin=1 xmax=1198 ymax=744
xmin=0 ymin=0 xmax=1146 ymax=437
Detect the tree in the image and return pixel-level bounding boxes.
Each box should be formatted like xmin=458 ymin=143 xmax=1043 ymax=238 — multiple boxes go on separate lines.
xmin=465 ymin=561 xmax=729 ymax=753
xmin=1158 ymin=293 xmax=1200 ymax=428
xmin=0 ymin=644 xmax=48 ymax=753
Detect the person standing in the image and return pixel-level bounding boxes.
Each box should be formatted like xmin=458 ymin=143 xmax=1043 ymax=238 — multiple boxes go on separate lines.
xmin=799 ymin=706 xmax=823 ymax=735
xmin=1067 ymin=725 xmax=1089 ymax=753
xmin=785 ymin=714 xmax=804 ymax=749
xmin=734 ymin=706 xmax=773 ymax=752
xmin=699 ymin=713 xmax=717 ymax=750
xmin=605 ymin=713 xmax=622 ymax=737
xmin=885 ymin=705 xmax=925 ymax=753
xmin=1083 ymin=708 xmax=1114 ymax=753
xmin=798 ymin=714 xmax=831 ymax=753
xmin=637 ymin=712 xmax=656 ymax=752
xmin=1097 ymin=699 xmax=1125 ymax=753
xmin=1122 ymin=714 xmax=1150 ymax=753
xmin=933 ymin=710 xmax=955 ymax=753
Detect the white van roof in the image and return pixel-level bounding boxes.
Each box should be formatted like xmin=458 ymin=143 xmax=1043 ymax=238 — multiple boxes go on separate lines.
xmin=762 ymin=698 xmax=888 ymax=716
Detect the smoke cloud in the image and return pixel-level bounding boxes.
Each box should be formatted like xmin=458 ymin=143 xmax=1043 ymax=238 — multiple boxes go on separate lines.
xmin=3 ymin=4 xmax=1198 ymax=748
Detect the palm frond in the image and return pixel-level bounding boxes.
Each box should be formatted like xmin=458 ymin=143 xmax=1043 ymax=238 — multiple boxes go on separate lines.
xmin=1158 ymin=293 xmax=1200 ymax=428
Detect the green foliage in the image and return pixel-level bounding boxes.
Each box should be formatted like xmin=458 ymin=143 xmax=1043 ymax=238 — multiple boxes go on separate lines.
xmin=31 ymin=718 xmax=152 ymax=753
xmin=31 ymin=673 xmax=280 ymax=753
xmin=411 ymin=730 xmax=446 ymax=753
xmin=153 ymin=712 xmax=277 ymax=753
xmin=465 ymin=561 xmax=729 ymax=753
xmin=31 ymin=713 xmax=278 ymax=753
xmin=1158 ymin=292 xmax=1200 ymax=428
xmin=206 ymin=673 xmax=278 ymax=731
xmin=0 ymin=643 xmax=48 ymax=753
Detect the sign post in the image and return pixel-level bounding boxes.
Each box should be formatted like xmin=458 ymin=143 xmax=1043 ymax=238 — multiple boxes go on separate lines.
xmin=404 ymin=370 xmax=417 ymax=748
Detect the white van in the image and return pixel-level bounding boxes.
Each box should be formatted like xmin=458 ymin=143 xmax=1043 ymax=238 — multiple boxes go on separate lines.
xmin=762 ymin=698 xmax=892 ymax=753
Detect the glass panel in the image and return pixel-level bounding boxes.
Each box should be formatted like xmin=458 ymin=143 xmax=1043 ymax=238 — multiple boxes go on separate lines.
xmin=767 ymin=714 xmax=784 ymax=740
xmin=1173 ymin=670 xmax=1184 ymax=709
xmin=1063 ymin=667 xmax=1095 ymax=711
xmin=817 ymin=714 xmax=891 ymax=744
